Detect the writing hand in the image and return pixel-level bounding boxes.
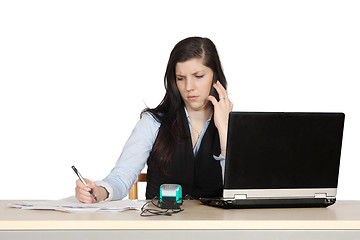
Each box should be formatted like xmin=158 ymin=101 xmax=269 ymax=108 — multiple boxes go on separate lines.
xmin=75 ymin=178 xmax=99 ymax=204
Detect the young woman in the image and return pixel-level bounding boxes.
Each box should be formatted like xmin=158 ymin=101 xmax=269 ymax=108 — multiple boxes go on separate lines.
xmin=75 ymin=37 xmax=233 ymax=203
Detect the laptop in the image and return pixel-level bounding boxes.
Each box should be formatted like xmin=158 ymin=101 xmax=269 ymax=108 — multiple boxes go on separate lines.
xmin=200 ymin=112 xmax=345 ymax=208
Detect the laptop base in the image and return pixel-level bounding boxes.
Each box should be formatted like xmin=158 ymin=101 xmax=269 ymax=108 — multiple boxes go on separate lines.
xmin=199 ymin=197 xmax=336 ymax=209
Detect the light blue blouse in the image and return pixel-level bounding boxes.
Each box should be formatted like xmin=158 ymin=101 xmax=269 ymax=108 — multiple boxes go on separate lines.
xmin=96 ymin=108 xmax=225 ymax=200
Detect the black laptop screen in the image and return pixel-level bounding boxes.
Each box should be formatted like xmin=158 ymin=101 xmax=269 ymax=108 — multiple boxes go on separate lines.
xmin=224 ymin=112 xmax=344 ymax=189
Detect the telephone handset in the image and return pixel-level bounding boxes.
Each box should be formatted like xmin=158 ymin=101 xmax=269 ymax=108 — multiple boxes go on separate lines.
xmin=210 ymin=71 xmax=219 ymax=101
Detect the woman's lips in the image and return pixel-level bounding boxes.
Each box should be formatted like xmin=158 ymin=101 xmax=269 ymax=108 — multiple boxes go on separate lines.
xmin=188 ymin=96 xmax=199 ymax=101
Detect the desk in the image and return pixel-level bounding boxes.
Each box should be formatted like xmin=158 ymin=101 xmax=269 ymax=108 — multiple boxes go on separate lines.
xmin=1 ymin=200 xmax=360 ymax=239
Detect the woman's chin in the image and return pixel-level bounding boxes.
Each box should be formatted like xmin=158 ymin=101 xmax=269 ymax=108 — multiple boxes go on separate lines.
xmin=185 ymin=101 xmax=211 ymax=112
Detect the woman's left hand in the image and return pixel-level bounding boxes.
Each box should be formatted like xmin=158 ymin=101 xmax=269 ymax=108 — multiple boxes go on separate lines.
xmin=208 ymin=81 xmax=233 ymax=137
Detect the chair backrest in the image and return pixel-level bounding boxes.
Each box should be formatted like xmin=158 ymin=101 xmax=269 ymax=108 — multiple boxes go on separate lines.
xmin=128 ymin=173 xmax=147 ymax=200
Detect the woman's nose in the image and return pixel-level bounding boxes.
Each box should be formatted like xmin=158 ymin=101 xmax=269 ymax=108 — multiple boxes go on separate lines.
xmin=185 ymin=78 xmax=195 ymax=91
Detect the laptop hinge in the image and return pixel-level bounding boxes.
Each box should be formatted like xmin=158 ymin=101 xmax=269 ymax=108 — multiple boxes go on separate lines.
xmin=234 ymin=194 xmax=247 ymax=200
xmin=314 ymin=193 xmax=327 ymax=198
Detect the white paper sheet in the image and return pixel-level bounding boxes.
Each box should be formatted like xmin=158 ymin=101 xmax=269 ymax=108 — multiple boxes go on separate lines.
xmin=9 ymin=196 xmax=145 ymax=213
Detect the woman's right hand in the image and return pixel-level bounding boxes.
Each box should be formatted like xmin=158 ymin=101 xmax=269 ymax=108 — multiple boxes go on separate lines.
xmin=75 ymin=178 xmax=101 ymax=204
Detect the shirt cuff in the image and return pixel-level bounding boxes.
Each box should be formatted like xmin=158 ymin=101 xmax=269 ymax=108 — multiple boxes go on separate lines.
xmin=213 ymin=154 xmax=226 ymax=184
xmin=95 ymin=180 xmax=114 ymax=201
xmin=213 ymin=154 xmax=225 ymax=161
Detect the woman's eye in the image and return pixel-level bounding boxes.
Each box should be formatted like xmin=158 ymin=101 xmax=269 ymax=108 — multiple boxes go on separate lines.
xmin=177 ymin=77 xmax=184 ymax=81
xmin=196 ymin=75 xmax=204 ymax=79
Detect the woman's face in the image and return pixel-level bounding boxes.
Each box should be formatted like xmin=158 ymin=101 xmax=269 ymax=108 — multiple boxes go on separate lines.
xmin=175 ymin=58 xmax=214 ymax=112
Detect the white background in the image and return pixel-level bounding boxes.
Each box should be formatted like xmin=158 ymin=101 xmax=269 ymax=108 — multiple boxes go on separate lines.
xmin=0 ymin=0 xmax=359 ymax=200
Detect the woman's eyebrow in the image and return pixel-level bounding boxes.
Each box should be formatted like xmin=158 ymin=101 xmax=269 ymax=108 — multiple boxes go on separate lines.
xmin=192 ymin=69 xmax=206 ymax=75
xmin=175 ymin=73 xmax=185 ymax=77
xmin=176 ymin=69 xmax=207 ymax=76
xmin=176 ymin=70 xmax=205 ymax=75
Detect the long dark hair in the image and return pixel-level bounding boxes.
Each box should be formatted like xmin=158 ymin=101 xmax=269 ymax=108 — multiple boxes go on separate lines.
xmin=142 ymin=37 xmax=227 ymax=174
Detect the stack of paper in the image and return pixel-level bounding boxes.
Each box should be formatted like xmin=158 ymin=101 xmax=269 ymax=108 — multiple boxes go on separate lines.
xmin=9 ymin=196 xmax=145 ymax=213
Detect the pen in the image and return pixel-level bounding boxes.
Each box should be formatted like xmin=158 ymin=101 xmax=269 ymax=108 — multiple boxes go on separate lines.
xmin=71 ymin=165 xmax=98 ymax=202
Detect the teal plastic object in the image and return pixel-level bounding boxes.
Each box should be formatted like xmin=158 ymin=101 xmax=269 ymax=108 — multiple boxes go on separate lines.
xmin=159 ymin=184 xmax=182 ymax=204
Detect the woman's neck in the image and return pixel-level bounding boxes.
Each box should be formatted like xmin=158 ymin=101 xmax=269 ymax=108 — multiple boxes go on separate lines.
xmin=186 ymin=104 xmax=213 ymax=149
